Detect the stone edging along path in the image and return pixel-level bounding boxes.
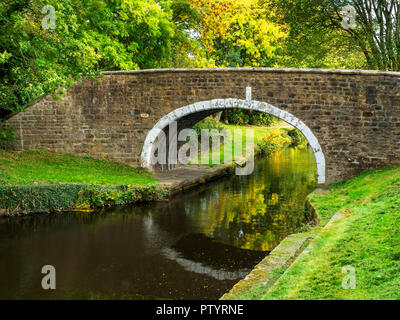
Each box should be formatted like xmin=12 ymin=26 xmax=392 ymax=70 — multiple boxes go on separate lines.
xmin=154 ymin=142 xmax=256 ymax=196
xmin=220 ymin=232 xmax=312 ymax=300
xmin=220 ymin=188 xmax=338 ymax=300
xmin=153 ymin=163 xmax=236 ymax=197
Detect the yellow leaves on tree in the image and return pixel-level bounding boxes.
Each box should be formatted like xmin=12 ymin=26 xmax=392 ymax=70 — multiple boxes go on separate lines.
xmin=189 ymin=0 xmax=288 ymax=66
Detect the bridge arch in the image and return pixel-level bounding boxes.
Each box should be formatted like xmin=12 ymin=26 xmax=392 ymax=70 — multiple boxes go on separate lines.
xmin=141 ymin=98 xmax=326 ymax=184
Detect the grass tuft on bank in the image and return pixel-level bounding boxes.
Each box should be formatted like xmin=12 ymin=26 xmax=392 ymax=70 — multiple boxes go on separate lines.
xmin=0 ymin=150 xmax=157 ymax=186
xmin=264 ymin=166 xmax=400 ymax=300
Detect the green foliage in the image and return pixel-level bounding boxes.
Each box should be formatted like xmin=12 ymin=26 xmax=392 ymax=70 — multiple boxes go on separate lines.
xmin=74 ymin=185 xmax=168 ymax=209
xmin=256 ymin=128 xmax=291 ymax=154
xmin=192 ymin=116 xmax=224 ymax=136
xmin=0 ymin=0 xmax=195 ymax=118
xmin=268 ymin=0 xmax=400 ymax=70
xmin=1 ymin=0 xmax=95 ymax=116
xmin=226 ymin=110 xmax=276 ymax=126
xmin=0 ymin=184 xmax=86 ymax=214
xmin=286 ymin=128 xmax=308 ymax=148
xmin=266 ymin=0 xmax=364 ymax=69
xmin=226 ymin=109 xmax=249 ymax=125
xmin=249 ymin=112 xmax=276 ymax=126
xmin=0 ymin=184 xmax=168 ymax=215
xmin=0 ymin=123 xmax=16 ymax=149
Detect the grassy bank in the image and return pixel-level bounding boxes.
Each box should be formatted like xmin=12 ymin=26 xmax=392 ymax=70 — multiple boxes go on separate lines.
xmin=0 ymin=150 xmax=156 ymax=185
xmin=264 ymin=166 xmax=400 ymax=300
xmin=0 ymin=150 xmax=165 ymax=215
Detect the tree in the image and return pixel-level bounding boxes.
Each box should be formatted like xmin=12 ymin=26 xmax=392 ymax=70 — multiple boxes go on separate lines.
xmin=338 ymin=0 xmax=400 ymax=70
xmin=189 ymin=0 xmax=288 ymax=67
xmin=0 ymin=0 xmax=189 ymax=118
xmin=269 ymin=0 xmax=400 ymax=71
xmin=168 ymin=0 xmax=213 ymax=67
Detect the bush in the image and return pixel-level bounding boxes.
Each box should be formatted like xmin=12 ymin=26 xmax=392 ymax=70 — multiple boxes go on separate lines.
xmin=0 ymin=184 xmax=85 ymax=214
xmin=249 ymin=112 xmax=276 ymax=126
xmin=226 ymin=109 xmax=249 ymax=125
xmin=256 ymin=129 xmax=291 ymax=154
xmin=226 ymin=110 xmax=277 ymax=126
xmin=286 ymin=129 xmax=308 ymax=148
xmin=0 ymin=123 xmax=16 ymax=149
xmin=192 ymin=117 xmax=225 ymax=136
xmin=75 ymin=185 xmax=168 ymax=209
xmin=0 ymin=184 xmax=168 ymax=215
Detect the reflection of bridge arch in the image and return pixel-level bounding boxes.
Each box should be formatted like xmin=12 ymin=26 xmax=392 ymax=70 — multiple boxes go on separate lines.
xmin=141 ymin=98 xmax=326 ymax=184
xmin=141 ymin=215 xmax=254 ymax=281
xmin=161 ymin=247 xmax=249 ymax=281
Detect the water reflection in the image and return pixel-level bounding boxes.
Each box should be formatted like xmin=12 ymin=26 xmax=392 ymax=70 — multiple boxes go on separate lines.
xmin=178 ymin=147 xmax=317 ymax=251
xmin=0 ymin=148 xmax=316 ymax=300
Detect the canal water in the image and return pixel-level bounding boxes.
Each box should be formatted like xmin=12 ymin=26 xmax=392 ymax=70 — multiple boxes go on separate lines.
xmin=0 ymin=148 xmax=316 ymax=300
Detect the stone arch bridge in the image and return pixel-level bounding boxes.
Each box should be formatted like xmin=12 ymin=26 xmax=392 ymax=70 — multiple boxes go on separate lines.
xmin=6 ymin=68 xmax=400 ymax=185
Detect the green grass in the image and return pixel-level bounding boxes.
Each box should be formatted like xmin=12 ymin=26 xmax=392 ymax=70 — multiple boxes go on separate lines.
xmin=191 ymin=124 xmax=289 ymax=165
xmin=0 ymin=150 xmax=157 ymax=186
xmin=264 ymin=166 xmax=400 ymax=300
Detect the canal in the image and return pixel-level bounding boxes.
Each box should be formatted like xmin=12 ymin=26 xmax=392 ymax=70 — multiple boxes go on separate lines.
xmin=0 ymin=147 xmax=316 ymax=300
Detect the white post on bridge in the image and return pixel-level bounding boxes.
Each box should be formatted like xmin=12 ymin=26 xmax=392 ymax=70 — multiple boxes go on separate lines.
xmin=246 ymin=86 xmax=252 ymax=102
